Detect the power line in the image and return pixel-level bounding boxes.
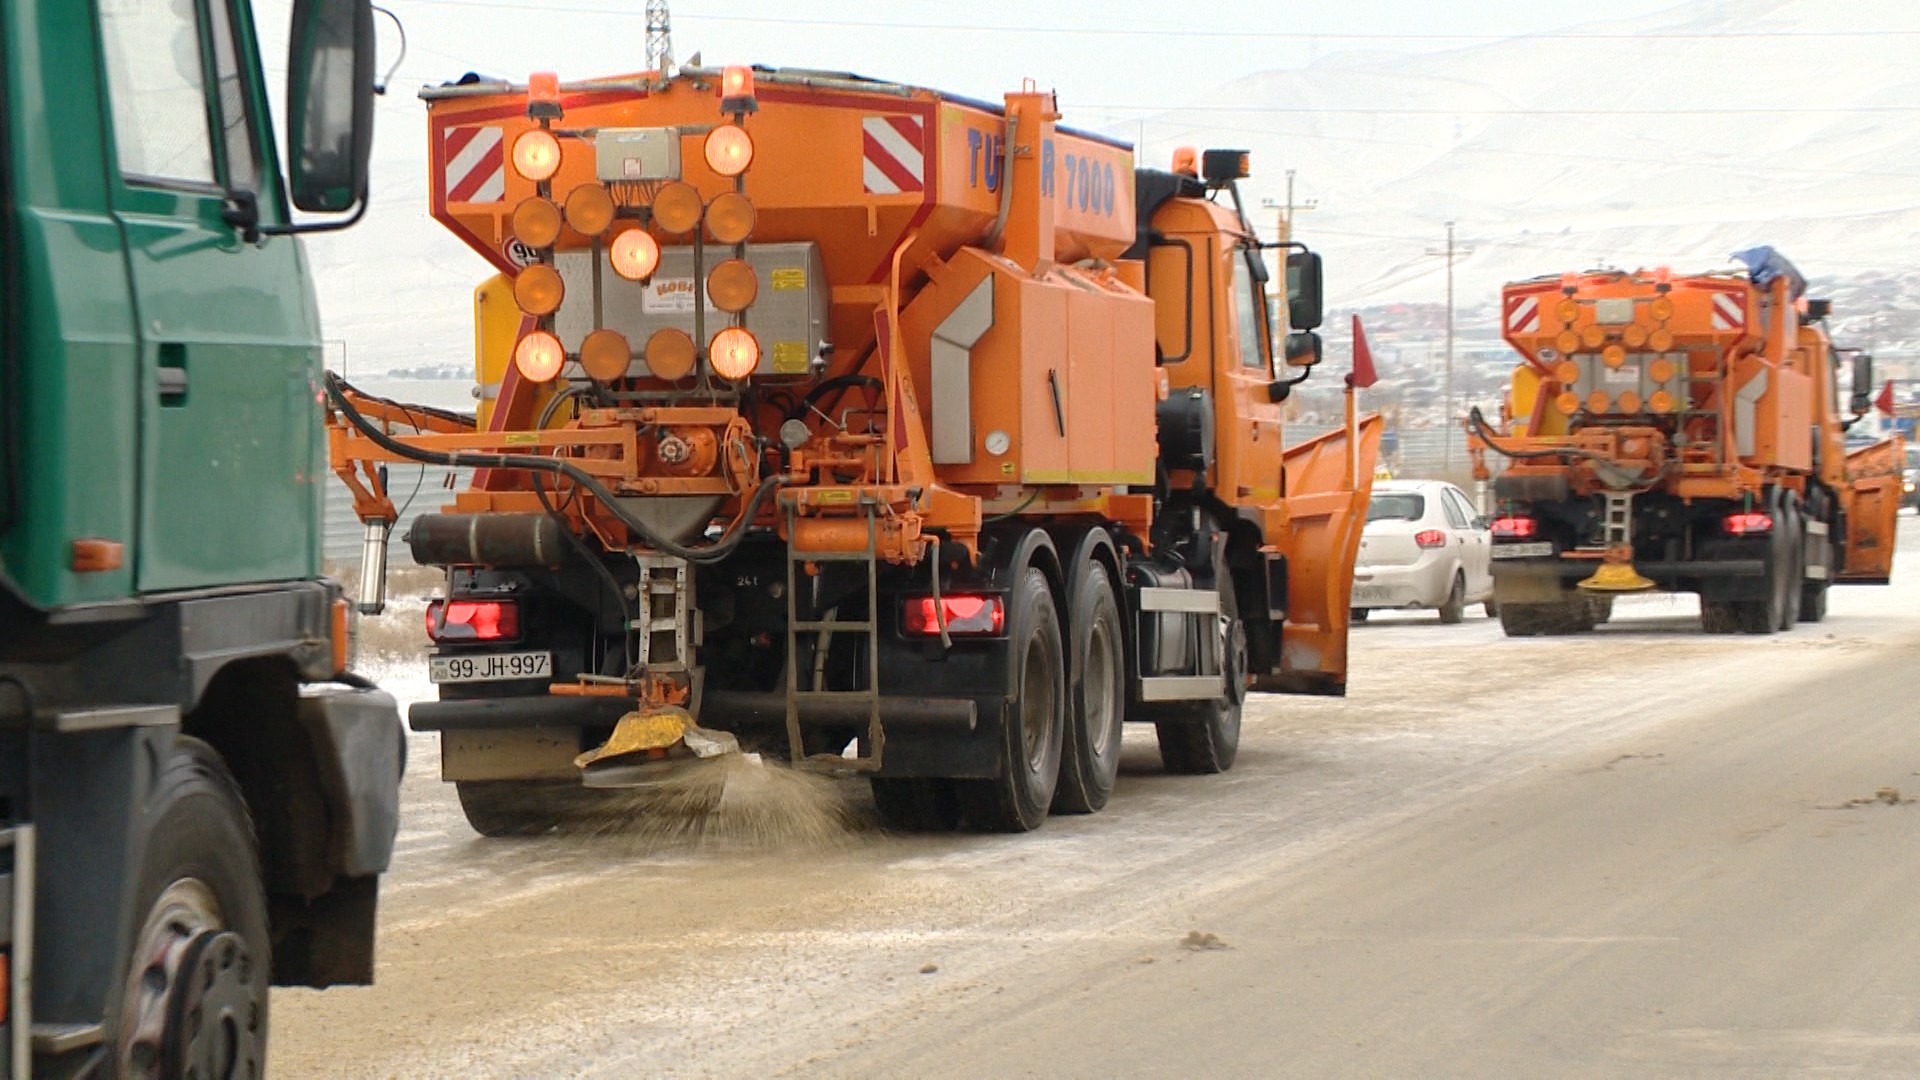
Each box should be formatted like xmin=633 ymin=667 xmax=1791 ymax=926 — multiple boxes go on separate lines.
xmin=1091 ymin=104 xmax=1920 ymax=117
xmin=393 ymin=2 xmax=1920 ymax=42
xmin=1117 ymin=114 xmax=1920 ymax=184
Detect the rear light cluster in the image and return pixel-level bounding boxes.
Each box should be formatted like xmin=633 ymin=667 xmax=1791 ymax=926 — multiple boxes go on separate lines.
xmin=1490 ymin=515 xmax=1538 ymax=539
xmin=903 ymin=595 xmax=1004 ymax=637
xmin=1723 ymin=511 xmax=1773 ymax=536
xmin=426 ymin=599 xmax=521 ymax=643
xmin=1413 ymin=529 xmax=1448 ymax=550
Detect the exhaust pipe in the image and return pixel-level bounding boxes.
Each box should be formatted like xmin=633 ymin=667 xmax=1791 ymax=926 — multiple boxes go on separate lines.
xmin=356 ymin=520 xmax=392 ymax=615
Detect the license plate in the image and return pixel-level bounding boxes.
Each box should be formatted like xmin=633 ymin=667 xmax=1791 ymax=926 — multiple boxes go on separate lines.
xmin=1492 ymin=542 xmax=1554 ymax=559
xmin=430 ymin=651 xmax=552 ymax=684
xmin=1352 ymin=585 xmax=1393 ymax=603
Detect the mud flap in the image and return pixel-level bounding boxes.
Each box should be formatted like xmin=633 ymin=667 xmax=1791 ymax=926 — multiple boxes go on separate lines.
xmin=1839 ymin=437 xmax=1902 ymax=584
xmin=1252 ymin=413 xmax=1384 ymax=696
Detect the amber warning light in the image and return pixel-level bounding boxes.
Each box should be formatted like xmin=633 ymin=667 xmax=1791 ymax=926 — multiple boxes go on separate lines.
xmin=720 ymin=65 xmax=759 ymax=114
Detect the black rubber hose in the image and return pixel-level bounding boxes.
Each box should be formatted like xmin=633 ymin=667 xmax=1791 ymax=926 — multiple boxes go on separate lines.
xmin=790 ymin=374 xmax=884 ymax=422
xmin=1468 ymin=405 xmax=1606 ymax=462
xmin=325 ymin=371 xmax=783 ymax=564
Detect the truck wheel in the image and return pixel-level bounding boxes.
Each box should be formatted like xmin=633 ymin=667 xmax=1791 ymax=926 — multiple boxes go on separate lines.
xmin=870 ymin=778 xmax=962 ymax=832
xmin=1054 ymin=563 xmax=1124 ymax=815
xmin=116 ymin=738 xmax=270 ymax=1080
xmin=1799 ymin=495 xmax=1831 ymax=623
xmin=957 ymin=566 xmax=1065 ymax=832
xmin=456 ymin=780 xmax=642 ymax=836
xmin=1701 ymin=598 xmax=1742 ymax=634
xmin=1777 ymin=497 xmax=1803 ymax=630
xmin=1800 ymin=577 xmax=1829 ymax=623
xmin=1499 ymin=602 xmax=1547 ymax=636
xmin=1437 ymin=572 xmax=1466 ymax=624
xmin=1154 ymin=587 xmax=1245 ymax=775
xmin=1586 ymin=595 xmax=1613 ymax=625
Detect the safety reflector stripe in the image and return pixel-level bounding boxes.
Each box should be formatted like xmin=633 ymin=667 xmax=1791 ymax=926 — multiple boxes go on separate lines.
xmin=1506 ymin=294 xmax=1541 ymax=333
xmin=445 ymin=126 xmax=505 ymax=204
xmin=1711 ymin=292 xmax=1745 ymax=331
xmin=862 ymin=115 xmax=924 ymax=195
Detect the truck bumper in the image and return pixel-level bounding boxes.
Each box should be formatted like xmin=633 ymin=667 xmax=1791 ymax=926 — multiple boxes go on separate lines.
xmin=1493 ymin=557 xmax=1767 ymax=582
xmin=1494 ymin=554 xmax=1771 ymax=604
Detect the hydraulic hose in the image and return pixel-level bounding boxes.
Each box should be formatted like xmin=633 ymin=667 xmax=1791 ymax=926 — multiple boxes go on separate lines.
xmin=325 ymin=371 xmax=784 ymax=564
xmin=1467 ymin=406 xmax=1669 ymax=492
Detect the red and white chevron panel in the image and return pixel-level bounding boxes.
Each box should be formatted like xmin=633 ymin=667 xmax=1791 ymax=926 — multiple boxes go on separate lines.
xmin=862 ymin=116 xmax=925 ymax=195
xmin=1710 ymin=292 xmax=1745 ymax=331
xmin=1505 ymin=294 xmax=1541 ymax=334
xmin=444 ymin=125 xmax=505 ymax=204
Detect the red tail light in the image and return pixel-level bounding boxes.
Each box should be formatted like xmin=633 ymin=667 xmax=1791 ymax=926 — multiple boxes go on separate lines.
xmin=426 ymin=599 xmax=521 ymax=643
xmin=1723 ymin=512 xmax=1773 ymax=536
xmin=903 ymin=595 xmax=1005 ymax=637
xmin=1490 ymin=515 xmax=1538 ymax=539
xmin=1414 ymin=529 xmax=1448 ymax=550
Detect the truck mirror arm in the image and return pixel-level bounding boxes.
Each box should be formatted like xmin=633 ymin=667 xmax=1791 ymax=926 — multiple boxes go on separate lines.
xmin=259 ymin=196 xmax=370 ymax=238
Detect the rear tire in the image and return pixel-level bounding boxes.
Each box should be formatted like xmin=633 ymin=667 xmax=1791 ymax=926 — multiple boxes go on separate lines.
xmin=1723 ymin=493 xmax=1787 ymax=635
xmin=1799 ymin=489 xmax=1832 ymax=622
xmin=1438 ymin=572 xmax=1466 ymax=624
xmin=1154 ymin=585 xmax=1244 ymax=775
xmin=1053 ymin=563 xmax=1124 ymax=815
xmin=1499 ymin=591 xmax=1591 ymax=637
xmin=957 ymin=566 xmax=1065 ymax=833
xmin=1586 ymin=595 xmax=1613 ymax=625
xmin=1350 ymin=607 xmax=1370 ymax=622
xmin=870 ymin=778 xmax=962 ymax=832
xmin=115 ymin=738 xmax=270 ymax=1080
xmin=1777 ymin=497 xmax=1803 ymax=630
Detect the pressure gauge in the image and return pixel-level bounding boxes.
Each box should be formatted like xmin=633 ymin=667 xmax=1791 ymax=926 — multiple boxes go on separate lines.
xmin=984 ymin=430 xmax=1011 ymax=456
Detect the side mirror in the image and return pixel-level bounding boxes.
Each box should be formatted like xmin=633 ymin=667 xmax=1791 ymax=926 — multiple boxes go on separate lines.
xmin=1850 ymin=353 xmax=1875 ymax=416
xmin=1286 ymin=251 xmax=1324 ymax=332
xmin=1284 ymin=330 xmax=1322 ymax=368
xmin=286 ymin=0 xmax=375 ymax=214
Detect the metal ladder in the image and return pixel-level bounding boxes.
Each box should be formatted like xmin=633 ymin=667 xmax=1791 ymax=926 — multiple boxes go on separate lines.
xmin=783 ymin=502 xmax=884 ymax=771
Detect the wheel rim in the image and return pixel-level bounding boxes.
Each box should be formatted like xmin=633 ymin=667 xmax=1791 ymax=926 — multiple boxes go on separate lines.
xmin=120 ymin=879 xmax=261 ymax=1080
xmin=1084 ymin=615 xmax=1118 ymax=759
xmin=1020 ymin=633 xmax=1056 ymax=773
xmin=1221 ymin=617 xmax=1248 ymax=706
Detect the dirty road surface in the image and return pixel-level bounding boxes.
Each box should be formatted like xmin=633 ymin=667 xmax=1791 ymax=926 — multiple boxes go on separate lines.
xmin=274 ymin=517 xmax=1920 ymax=1077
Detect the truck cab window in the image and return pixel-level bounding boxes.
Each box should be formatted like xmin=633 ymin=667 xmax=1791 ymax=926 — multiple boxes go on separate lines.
xmin=205 ymin=0 xmax=261 ymax=194
xmin=97 ymin=0 xmax=217 ymax=185
xmin=1231 ymin=248 xmax=1267 ymax=370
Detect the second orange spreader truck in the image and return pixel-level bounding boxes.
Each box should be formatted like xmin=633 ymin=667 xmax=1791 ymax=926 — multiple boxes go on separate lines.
xmin=1470 ymin=249 xmax=1900 ymax=636
xmin=329 ymin=65 xmax=1379 ymax=834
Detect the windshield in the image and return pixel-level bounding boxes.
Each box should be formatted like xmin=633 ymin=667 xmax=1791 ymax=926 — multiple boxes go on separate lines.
xmin=1366 ymin=493 xmax=1425 ymax=523
xmin=1231 ymin=247 xmax=1268 ymax=371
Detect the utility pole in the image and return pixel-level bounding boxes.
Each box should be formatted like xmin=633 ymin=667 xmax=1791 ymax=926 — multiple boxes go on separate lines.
xmin=1261 ymin=170 xmax=1318 ymax=245
xmin=1424 ymin=221 xmax=1473 ymax=475
xmin=646 ymin=0 xmax=673 ymax=76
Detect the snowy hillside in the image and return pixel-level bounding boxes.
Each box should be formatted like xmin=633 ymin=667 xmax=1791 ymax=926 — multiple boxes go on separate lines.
xmin=303 ymin=0 xmax=1920 ymax=376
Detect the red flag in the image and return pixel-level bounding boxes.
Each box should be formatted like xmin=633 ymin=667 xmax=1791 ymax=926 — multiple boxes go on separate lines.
xmin=1874 ymin=379 xmax=1896 ymax=416
xmin=1346 ymin=314 xmax=1378 ymax=390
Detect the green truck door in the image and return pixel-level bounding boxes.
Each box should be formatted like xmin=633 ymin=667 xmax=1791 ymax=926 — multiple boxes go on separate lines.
xmin=100 ymin=0 xmax=323 ymax=592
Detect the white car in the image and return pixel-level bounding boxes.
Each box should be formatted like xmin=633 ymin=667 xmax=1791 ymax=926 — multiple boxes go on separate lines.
xmin=1351 ymin=480 xmax=1496 ymax=624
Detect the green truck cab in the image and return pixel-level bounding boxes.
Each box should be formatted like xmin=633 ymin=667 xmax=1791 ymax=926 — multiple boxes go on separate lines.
xmin=0 ymin=0 xmax=399 ymax=1075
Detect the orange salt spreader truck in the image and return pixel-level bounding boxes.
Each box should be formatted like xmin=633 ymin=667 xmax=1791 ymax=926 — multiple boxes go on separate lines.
xmin=1468 ymin=248 xmax=1901 ymax=637
xmin=327 ymin=65 xmax=1380 ymax=835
